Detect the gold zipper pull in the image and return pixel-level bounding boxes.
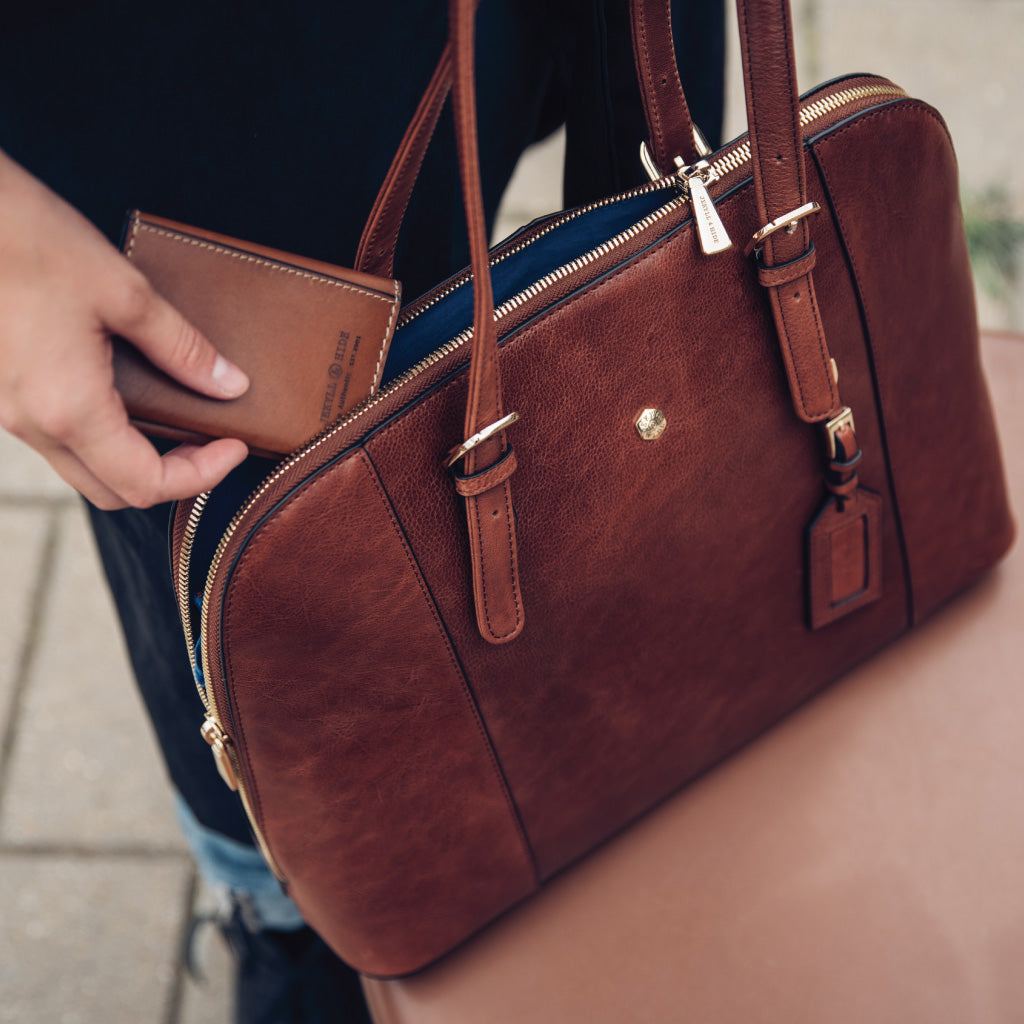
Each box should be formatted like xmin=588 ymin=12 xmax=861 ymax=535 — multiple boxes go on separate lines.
xmin=638 ymin=124 xmax=733 ymax=257
xmin=674 ymin=157 xmax=733 ymax=255
xmin=201 ymin=717 xmax=239 ymax=791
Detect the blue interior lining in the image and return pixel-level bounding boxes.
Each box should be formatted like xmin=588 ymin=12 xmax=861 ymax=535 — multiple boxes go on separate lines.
xmin=382 ymin=186 xmax=676 ymax=383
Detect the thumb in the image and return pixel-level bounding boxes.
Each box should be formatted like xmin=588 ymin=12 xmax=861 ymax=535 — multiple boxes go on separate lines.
xmin=104 ymin=268 xmax=250 ymax=399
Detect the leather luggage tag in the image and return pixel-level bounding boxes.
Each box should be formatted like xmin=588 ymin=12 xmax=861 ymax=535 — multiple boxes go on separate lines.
xmin=806 ymin=487 xmax=883 ymax=629
xmin=114 ymin=212 xmax=401 ymax=457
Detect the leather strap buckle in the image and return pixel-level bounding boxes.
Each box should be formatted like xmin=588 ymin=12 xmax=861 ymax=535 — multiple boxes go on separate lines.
xmin=744 ymin=201 xmax=821 ymax=257
xmin=444 ymin=411 xmax=520 ymax=468
xmin=824 ymin=406 xmax=856 ymax=461
xmin=638 ymin=125 xmax=714 ymax=181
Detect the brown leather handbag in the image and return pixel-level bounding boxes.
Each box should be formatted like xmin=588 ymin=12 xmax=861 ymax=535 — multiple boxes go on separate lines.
xmin=172 ymin=0 xmax=1014 ymax=977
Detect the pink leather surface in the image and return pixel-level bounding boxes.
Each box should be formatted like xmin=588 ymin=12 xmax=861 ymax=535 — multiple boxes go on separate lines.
xmin=364 ymin=332 xmax=1024 ymax=1022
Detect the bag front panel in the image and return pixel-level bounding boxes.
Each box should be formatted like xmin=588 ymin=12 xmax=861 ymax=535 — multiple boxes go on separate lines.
xmin=219 ymin=448 xmax=538 ymax=976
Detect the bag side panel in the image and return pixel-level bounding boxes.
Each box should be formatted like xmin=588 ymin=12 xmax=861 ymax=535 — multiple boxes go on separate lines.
xmin=811 ymin=102 xmax=1015 ymax=622
xmin=219 ymin=449 xmax=538 ymax=976
xmin=366 ymin=161 xmax=913 ymax=879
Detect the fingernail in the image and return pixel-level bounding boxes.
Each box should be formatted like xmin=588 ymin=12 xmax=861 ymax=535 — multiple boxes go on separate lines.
xmin=212 ymin=355 xmax=249 ymax=397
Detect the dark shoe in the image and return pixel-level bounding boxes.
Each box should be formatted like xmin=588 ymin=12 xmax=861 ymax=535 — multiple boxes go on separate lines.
xmin=192 ymin=898 xmax=373 ymax=1024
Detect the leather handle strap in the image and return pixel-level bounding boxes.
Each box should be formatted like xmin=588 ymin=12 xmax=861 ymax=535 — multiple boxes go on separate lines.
xmin=365 ymin=0 xmax=841 ymax=428
xmin=449 ymin=0 xmax=525 ymax=644
xmin=629 ymin=0 xmax=699 ymax=170
xmin=357 ymin=1 xmax=702 ymax=281
xmin=735 ymin=0 xmax=840 ymax=422
xmin=354 ymin=41 xmax=453 ymax=279
xmin=383 ymin=0 xmax=845 ymax=642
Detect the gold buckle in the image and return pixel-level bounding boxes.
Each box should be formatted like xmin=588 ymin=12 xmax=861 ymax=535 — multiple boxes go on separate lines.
xmin=745 ymin=202 xmax=821 ymax=256
xmin=638 ymin=125 xmax=715 ymax=182
xmin=824 ymin=407 xmax=856 ymax=461
xmin=444 ymin=412 xmax=520 ymax=469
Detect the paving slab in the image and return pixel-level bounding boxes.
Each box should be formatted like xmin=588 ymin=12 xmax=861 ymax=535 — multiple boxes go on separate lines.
xmin=0 ymin=852 xmax=189 ymax=1024
xmin=177 ymin=923 xmax=234 ymax=1024
xmin=0 ymin=504 xmax=183 ymax=850
xmin=0 ymin=508 xmax=51 ymax=742
xmin=0 ymin=431 xmax=73 ymax=502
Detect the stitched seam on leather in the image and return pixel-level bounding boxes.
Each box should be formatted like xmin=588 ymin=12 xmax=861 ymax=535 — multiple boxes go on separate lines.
xmin=456 ymin=448 xmax=516 ymax=495
xmin=470 ymin=479 xmax=523 ymax=641
xmin=638 ymin=5 xmax=664 ymax=161
xmin=125 ymin=214 xmax=141 ymax=259
xmin=803 ymin=276 xmax=837 ymax=414
xmin=364 ymin=83 xmax=447 ymax=273
xmin=811 ymin=112 xmax=935 ymax=627
xmin=134 ymin=223 xmax=393 ymax=303
xmin=758 ymin=244 xmax=816 ymax=286
xmin=380 ymin=100 xmax=446 ymax=268
xmin=740 ymin=7 xmax=809 ymax=237
xmin=739 ymin=9 xmax=768 ymax=214
xmin=809 ymin=99 xmax=952 ymax=153
xmin=358 ymin=450 xmax=538 ymax=877
xmin=371 ymin=281 xmax=400 ymax=393
xmin=781 ymin=0 xmax=807 ymax=201
xmin=739 ymin=3 xmax=836 ymax=421
xmin=775 ymin=274 xmax=833 ymax=419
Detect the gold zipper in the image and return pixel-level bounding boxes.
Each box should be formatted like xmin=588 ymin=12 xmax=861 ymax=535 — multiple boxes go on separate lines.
xmin=178 ymin=78 xmax=907 ymax=868
xmin=397 ymin=82 xmax=906 ymax=330
xmin=395 ymin=176 xmax=674 ymax=332
xmin=177 ymin=492 xmax=211 ymax=713
xmin=710 ymin=82 xmax=906 ymax=179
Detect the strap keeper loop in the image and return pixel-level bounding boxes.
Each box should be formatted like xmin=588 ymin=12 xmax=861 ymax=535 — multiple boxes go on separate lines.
xmin=452 ymin=446 xmax=518 ymax=497
xmin=756 ymin=242 xmax=817 ymax=288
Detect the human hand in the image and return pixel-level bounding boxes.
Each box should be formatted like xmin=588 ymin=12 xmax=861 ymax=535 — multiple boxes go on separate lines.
xmin=0 ymin=149 xmax=250 ymax=509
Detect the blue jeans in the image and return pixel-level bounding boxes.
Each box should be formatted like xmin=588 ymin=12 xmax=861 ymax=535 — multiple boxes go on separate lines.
xmin=175 ymin=795 xmax=306 ymax=931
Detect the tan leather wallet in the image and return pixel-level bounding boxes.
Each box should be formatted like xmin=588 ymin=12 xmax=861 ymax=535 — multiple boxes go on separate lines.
xmin=113 ymin=212 xmax=401 ymax=457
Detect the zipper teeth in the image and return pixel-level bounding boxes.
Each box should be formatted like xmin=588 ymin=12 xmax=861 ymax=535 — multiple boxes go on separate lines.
xmin=181 ymin=79 xmax=906 ymax=858
xmin=396 ymin=177 xmax=673 ymax=330
xmin=177 ymin=492 xmax=211 ymax=715
xmin=197 ymin=550 xmax=283 ymax=878
xmin=466 ymin=196 xmax=684 ymax=323
xmin=799 ymin=83 xmax=901 ymax=124
xmin=396 ymin=83 xmax=904 ymax=332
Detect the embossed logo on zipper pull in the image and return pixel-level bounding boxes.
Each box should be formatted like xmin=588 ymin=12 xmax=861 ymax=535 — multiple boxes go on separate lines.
xmin=675 ymin=157 xmax=733 ymax=256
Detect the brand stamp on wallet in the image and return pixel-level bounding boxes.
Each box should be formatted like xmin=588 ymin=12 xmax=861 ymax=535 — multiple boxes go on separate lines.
xmin=113 ymin=212 xmax=400 ymax=457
